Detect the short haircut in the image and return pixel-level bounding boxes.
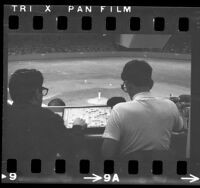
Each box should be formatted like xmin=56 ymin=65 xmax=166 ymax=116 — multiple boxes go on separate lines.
xmin=121 ymin=60 xmax=153 ymax=87
xmin=48 ymin=98 xmax=66 ymax=106
xmin=9 ymin=69 xmax=44 ymax=103
xmin=107 ymin=97 xmax=126 ymax=108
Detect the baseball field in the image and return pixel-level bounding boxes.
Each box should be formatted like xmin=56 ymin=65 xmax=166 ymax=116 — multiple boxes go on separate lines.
xmin=7 ymin=55 xmax=191 ymax=106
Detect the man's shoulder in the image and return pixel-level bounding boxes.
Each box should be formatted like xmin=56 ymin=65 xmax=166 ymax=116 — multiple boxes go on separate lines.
xmin=38 ymin=106 xmax=55 ymax=115
xmin=113 ymin=101 xmax=136 ymax=112
xmin=156 ymin=97 xmax=178 ymax=108
xmin=113 ymin=97 xmax=177 ymax=111
xmin=113 ymin=101 xmax=126 ymax=109
xmin=150 ymin=97 xmax=180 ymax=116
xmin=32 ymin=106 xmax=64 ymax=123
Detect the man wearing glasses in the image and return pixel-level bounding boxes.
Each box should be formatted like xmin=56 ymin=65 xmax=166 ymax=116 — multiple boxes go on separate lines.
xmin=4 ymin=69 xmax=72 ymax=164
xmin=102 ymin=60 xmax=184 ymax=160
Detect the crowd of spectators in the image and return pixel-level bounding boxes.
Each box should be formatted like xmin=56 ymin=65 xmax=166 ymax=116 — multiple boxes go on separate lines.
xmin=8 ymin=34 xmax=116 ymax=55
xmin=162 ymin=35 xmax=191 ymax=54
xmin=8 ymin=34 xmax=191 ymax=56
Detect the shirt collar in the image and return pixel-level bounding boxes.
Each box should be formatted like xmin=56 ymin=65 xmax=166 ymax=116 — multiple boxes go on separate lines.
xmin=132 ymin=91 xmax=153 ymax=101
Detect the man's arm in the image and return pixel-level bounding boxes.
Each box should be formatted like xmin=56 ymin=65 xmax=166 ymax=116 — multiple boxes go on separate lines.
xmin=101 ymin=107 xmax=121 ymax=159
xmin=102 ymin=138 xmax=119 ymax=159
xmin=172 ymin=103 xmax=185 ymax=132
xmin=49 ymin=112 xmax=73 ymax=157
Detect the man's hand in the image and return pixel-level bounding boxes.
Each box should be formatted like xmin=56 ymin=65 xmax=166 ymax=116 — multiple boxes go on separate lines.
xmin=73 ymin=118 xmax=87 ymax=130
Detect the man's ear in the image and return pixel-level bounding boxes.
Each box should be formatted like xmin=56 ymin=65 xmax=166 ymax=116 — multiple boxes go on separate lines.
xmin=35 ymin=88 xmax=40 ymax=96
xmin=34 ymin=88 xmax=42 ymax=99
xmin=129 ymin=83 xmax=137 ymax=92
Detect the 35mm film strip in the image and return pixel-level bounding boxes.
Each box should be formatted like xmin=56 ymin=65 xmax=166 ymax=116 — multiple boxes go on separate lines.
xmin=2 ymin=5 xmax=200 ymax=184
xmin=8 ymin=14 xmax=189 ymax=32
xmin=5 ymin=159 xmax=188 ymax=174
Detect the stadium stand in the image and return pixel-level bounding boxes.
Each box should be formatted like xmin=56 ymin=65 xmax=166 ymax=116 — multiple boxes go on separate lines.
xmin=8 ymin=34 xmax=191 ymax=55
xmin=163 ymin=35 xmax=191 ymax=54
xmin=8 ymin=34 xmax=116 ymax=55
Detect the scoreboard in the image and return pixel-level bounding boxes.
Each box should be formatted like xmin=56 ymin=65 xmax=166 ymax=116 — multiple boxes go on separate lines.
xmin=63 ymin=106 xmax=111 ymax=128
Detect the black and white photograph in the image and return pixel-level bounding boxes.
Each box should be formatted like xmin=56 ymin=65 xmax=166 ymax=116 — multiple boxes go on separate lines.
xmin=2 ymin=5 xmax=200 ymax=185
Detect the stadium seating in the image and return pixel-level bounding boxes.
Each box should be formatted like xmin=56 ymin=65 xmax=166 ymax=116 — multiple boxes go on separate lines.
xmin=8 ymin=34 xmax=191 ymax=55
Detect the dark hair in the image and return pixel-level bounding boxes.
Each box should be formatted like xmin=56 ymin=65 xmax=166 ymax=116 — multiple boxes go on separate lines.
xmin=121 ymin=60 xmax=153 ymax=88
xmin=48 ymin=98 xmax=66 ymax=106
xmin=107 ymin=97 xmax=126 ymax=108
xmin=9 ymin=69 xmax=44 ymax=103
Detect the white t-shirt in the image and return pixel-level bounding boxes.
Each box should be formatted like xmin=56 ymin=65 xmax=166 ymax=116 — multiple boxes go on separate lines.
xmin=102 ymin=92 xmax=184 ymax=156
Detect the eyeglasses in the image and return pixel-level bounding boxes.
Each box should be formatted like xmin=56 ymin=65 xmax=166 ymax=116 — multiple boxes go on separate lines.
xmin=121 ymin=82 xmax=128 ymax=93
xmin=41 ymin=86 xmax=49 ymax=96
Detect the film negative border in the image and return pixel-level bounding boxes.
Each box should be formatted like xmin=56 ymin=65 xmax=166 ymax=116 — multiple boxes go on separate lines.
xmin=5 ymin=159 xmax=188 ymax=175
xmin=7 ymin=15 xmax=190 ymax=32
xmin=2 ymin=5 xmax=200 ymax=183
xmin=4 ymin=6 xmax=199 ymax=33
